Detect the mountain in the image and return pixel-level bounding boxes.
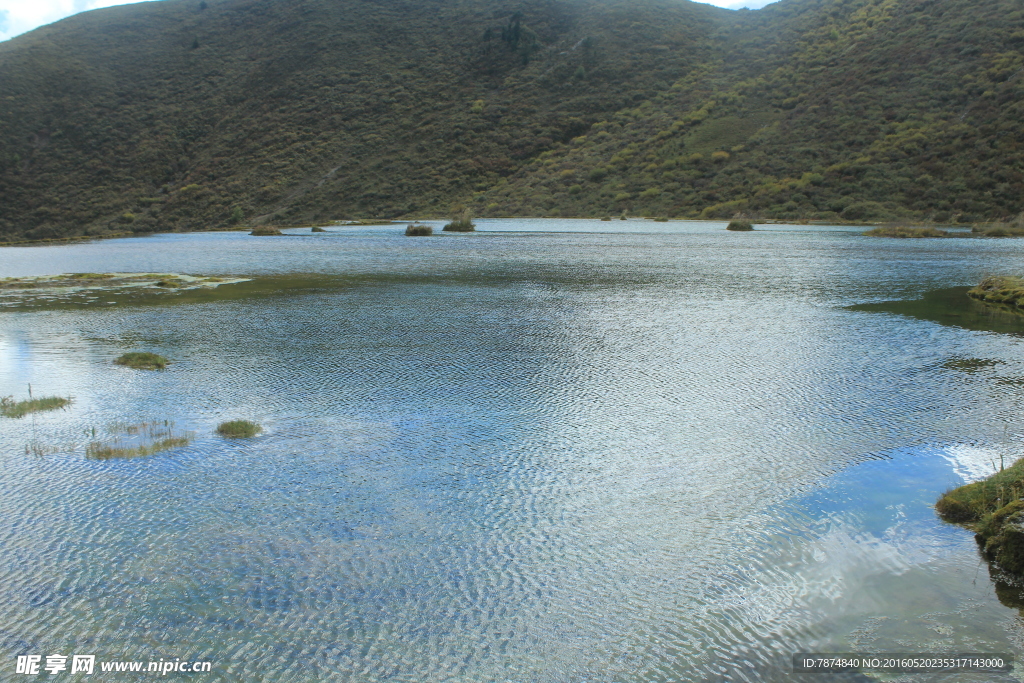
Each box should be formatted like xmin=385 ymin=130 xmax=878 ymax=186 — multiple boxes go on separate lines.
xmin=0 ymin=0 xmax=1021 ymax=241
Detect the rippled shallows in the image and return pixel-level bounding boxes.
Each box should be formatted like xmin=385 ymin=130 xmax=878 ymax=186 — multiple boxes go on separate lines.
xmin=2 ymin=219 xmax=1024 ymax=682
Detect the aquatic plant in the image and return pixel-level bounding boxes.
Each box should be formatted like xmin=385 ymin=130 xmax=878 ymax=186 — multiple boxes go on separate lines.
xmin=405 ymin=223 xmax=433 ymax=236
xmin=250 ymin=228 xmax=284 ymax=236
xmin=726 ymin=220 xmax=753 ymax=231
xmin=311 ymin=227 xmax=326 ymax=232
xmin=115 ymin=352 xmax=169 ymax=370
xmin=86 ymin=420 xmax=193 ymax=459
xmin=863 ymin=226 xmax=948 ymax=238
xmin=442 ymin=210 xmax=475 ymax=232
xmin=937 ymin=458 xmax=1024 ymax=574
xmin=216 ymin=420 xmax=263 ymax=438
xmin=1 ymin=395 xmax=72 ymax=418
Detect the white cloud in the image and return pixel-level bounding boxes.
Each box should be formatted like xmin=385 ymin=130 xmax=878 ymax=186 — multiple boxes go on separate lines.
xmin=0 ymin=0 xmax=156 ymax=42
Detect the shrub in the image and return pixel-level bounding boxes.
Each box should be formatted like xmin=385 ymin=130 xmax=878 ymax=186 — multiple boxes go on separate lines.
xmin=115 ymin=352 xmax=169 ymax=370
xmin=216 ymin=420 xmax=262 ymax=438
xmin=726 ymin=220 xmax=753 ymax=231
xmin=250 ymin=228 xmax=283 ymax=236
xmin=405 ymin=223 xmax=433 ymax=236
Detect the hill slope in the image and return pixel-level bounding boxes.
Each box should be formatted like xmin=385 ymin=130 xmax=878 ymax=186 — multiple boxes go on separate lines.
xmin=0 ymin=0 xmax=1021 ymax=240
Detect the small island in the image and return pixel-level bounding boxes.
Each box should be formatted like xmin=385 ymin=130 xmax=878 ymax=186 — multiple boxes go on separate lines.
xmin=405 ymin=224 xmax=433 ymax=236
xmin=442 ymin=210 xmax=475 ymax=232
xmin=726 ymin=220 xmax=753 ymax=231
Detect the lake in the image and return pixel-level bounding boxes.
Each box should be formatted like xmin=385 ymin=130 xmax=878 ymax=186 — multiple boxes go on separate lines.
xmin=2 ymin=219 xmax=1024 ymax=681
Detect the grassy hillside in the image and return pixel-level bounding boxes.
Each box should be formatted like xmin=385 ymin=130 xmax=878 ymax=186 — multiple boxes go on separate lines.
xmin=0 ymin=0 xmax=1021 ymax=240
xmin=480 ymin=0 xmax=1024 ymax=222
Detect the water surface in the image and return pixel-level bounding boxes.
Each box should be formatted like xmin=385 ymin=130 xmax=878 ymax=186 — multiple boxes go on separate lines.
xmin=2 ymin=219 xmax=1024 ymax=681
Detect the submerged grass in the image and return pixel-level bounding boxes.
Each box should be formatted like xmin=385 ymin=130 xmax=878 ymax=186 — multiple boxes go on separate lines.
xmin=937 ymin=458 xmax=1024 ymax=574
xmin=1 ymin=395 xmax=72 ymax=418
xmin=216 ymin=420 xmax=262 ymax=438
xmin=86 ymin=420 xmax=193 ymax=460
xmin=115 ymin=352 xmax=169 ymax=369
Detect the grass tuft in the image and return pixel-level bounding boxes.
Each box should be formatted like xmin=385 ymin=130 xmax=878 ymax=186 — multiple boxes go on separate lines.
xmin=726 ymin=220 xmax=754 ymax=231
xmin=250 ymin=228 xmax=284 ymax=236
xmin=311 ymin=227 xmax=326 ymax=232
xmin=442 ymin=210 xmax=475 ymax=232
xmin=1 ymin=395 xmax=72 ymax=418
xmin=216 ymin=420 xmax=262 ymax=438
xmin=115 ymin=352 xmax=169 ymax=370
xmin=405 ymin=223 xmax=433 ymax=236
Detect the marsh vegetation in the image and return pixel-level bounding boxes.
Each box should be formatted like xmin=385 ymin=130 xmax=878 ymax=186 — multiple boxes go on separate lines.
xmin=443 ymin=210 xmax=476 ymax=232
xmin=726 ymin=220 xmax=753 ymax=231
xmin=968 ymin=276 xmax=1024 ymax=311
xmin=86 ymin=420 xmax=194 ymax=460
xmin=115 ymin=352 xmax=169 ymax=370
xmin=405 ymin=224 xmax=434 ymax=236
xmin=937 ymin=459 xmax=1024 ymax=575
xmin=1 ymin=394 xmax=72 ymax=418
xmin=216 ymin=420 xmax=263 ymax=438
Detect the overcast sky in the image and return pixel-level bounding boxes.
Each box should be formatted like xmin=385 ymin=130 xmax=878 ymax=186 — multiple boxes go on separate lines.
xmin=0 ymin=0 xmax=776 ymax=43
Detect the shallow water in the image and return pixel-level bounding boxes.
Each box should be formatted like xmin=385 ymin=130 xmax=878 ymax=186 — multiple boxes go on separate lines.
xmin=2 ymin=219 xmax=1024 ymax=681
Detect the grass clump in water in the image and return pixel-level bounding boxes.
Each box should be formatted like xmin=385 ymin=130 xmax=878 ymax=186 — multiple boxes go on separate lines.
xmin=968 ymin=276 xmax=1024 ymax=310
xmin=115 ymin=352 xmax=169 ymax=370
xmin=1 ymin=395 xmax=72 ymax=418
xmin=311 ymin=227 xmax=326 ymax=232
xmin=405 ymin=223 xmax=433 ymax=236
xmin=250 ymin=228 xmax=283 ymax=236
xmin=86 ymin=420 xmax=193 ymax=460
xmin=937 ymin=457 xmax=1024 ymax=574
xmin=216 ymin=420 xmax=262 ymax=438
xmin=864 ymin=225 xmax=948 ymax=238
xmin=442 ymin=209 xmax=475 ymax=232
xmin=726 ymin=220 xmax=753 ymax=231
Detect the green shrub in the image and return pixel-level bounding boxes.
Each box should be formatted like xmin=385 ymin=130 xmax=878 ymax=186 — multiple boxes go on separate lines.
xmin=311 ymin=227 xmax=326 ymax=232
xmin=216 ymin=420 xmax=262 ymax=438
xmin=115 ymin=352 xmax=169 ymax=370
xmin=726 ymin=220 xmax=753 ymax=231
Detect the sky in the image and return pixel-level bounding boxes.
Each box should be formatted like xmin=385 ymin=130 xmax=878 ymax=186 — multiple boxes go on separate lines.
xmin=0 ymin=0 xmax=776 ymax=43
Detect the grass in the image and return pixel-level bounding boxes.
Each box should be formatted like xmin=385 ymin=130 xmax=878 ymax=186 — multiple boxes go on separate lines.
xmin=216 ymin=420 xmax=262 ymax=438
xmin=936 ymin=457 xmax=1024 ymax=574
xmin=115 ymin=352 xmax=169 ymax=370
xmin=968 ymin=275 xmax=1024 ymax=309
xmin=442 ymin=210 xmax=475 ymax=232
xmin=311 ymin=227 xmax=326 ymax=232
xmin=86 ymin=420 xmax=193 ymax=459
xmin=1 ymin=395 xmax=72 ymax=418
xmin=405 ymin=223 xmax=433 ymax=236
xmin=726 ymin=220 xmax=753 ymax=231
xmin=864 ymin=226 xmax=948 ymax=238
xmin=250 ymin=228 xmax=284 ymax=236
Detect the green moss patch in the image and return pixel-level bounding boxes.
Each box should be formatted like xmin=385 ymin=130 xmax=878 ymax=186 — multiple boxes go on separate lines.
xmin=216 ymin=420 xmax=262 ymax=438
xmin=968 ymin=276 xmax=1024 ymax=310
xmin=115 ymin=352 xmax=169 ymax=370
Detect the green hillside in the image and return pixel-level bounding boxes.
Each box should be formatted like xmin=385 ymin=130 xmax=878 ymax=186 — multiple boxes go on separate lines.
xmin=0 ymin=0 xmax=1021 ymax=241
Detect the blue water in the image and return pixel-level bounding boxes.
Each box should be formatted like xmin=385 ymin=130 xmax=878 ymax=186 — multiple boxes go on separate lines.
xmin=1 ymin=219 xmax=1024 ymax=681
